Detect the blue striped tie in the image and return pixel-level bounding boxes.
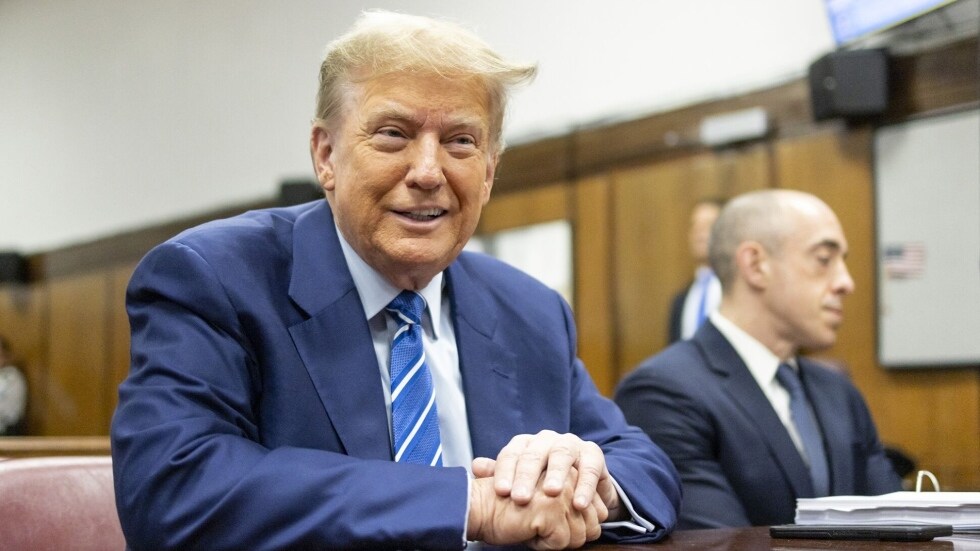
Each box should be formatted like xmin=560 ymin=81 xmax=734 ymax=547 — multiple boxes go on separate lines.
xmin=776 ymin=363 xmax=830 ymax=496
xmin=386 ymin=291 xmax=443 ymax=466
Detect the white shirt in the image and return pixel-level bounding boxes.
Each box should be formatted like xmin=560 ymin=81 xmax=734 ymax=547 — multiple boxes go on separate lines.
xmin=680 ymin=266 xmax=721 ymax=340
xmin=709 ymin=311 xmax=808 ymax=456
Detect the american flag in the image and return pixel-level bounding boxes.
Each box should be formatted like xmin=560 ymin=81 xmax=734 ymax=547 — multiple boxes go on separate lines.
xmin=882 ymin=242 xmax=925 ymax=279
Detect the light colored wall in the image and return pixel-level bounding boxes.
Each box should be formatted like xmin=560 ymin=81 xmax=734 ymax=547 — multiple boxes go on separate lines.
xmin=0 ymin=0 xmax=834 ymax=252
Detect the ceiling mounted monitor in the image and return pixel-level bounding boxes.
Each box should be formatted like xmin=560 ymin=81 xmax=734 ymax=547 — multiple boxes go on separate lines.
xmin=824 ymin=0 xmax=956 ymax=45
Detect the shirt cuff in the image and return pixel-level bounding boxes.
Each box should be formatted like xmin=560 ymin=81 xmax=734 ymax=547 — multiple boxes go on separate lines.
xmin=599 ymin=474 xmax=658 ymax=534
xmin=462 ymin=468 xmax=472 ymax=547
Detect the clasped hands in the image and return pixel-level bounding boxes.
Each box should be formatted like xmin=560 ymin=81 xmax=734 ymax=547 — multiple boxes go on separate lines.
xmin=466 ymin=430 xmax=622 ymax=549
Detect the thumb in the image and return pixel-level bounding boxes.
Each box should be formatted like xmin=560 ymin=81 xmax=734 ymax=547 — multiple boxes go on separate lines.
xmin=471 ymin=456 xmax=496 ymax=478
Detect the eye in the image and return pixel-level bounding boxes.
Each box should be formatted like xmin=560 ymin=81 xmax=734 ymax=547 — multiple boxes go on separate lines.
xmin=378 ymin=127 xmax=407 ymax=139
xmin=817 ymin=256 xmax=832 ymax=266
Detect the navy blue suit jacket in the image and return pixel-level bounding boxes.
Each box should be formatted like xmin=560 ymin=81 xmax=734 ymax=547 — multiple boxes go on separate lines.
xmin=667 ymin=285 xmax=688 ymax=344
xmin=614 ymin=321 xmax=900 ymax=529
xmin=111 ymin=200 xmax=680 ymax=550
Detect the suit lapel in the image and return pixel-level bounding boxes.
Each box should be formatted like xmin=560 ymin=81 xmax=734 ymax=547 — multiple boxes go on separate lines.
xmin=695 ymin=323 xmax=815 ymax=498
xmin=286 ymin=202 xmax=391 ymax=460
xmin=446 ymin=258 xmax=523 ymax=458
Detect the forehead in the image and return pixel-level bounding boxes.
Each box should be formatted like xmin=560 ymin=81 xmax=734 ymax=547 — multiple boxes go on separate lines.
xmin=345 ymin=72 xmax=491 ymax=127
xmin=789 ymin=202 xmax=849 ymax=254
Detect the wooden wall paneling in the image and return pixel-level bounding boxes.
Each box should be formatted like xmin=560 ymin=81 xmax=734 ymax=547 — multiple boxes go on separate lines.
xmin=44 ymin=272 xmax=112 ymax=435
xmin=572 ymin=80 xmax=813 ymax=175
xmin=31 ymin=199 xmax=276 ymax=281
xmin=493 ymin=136 xmax=572 ymax=195
xmin=611 ymin=146 xmax=772 ymax=380
xmin=887 ymin=36 xmax=979 ymax=121
xmin=715 ymin=142 xmax=776 ymax=197
xmin=611 ymin=153 xmax=720 ymax=376
xmin=572 ymin=176 xmax=616 ymax=396
xmin=774 ymin=129 xmax=980 ymax=490
xmin=105 ymin=263 xmax=137 ymax=428
xmin=0 ymin=284 xmax=48 ymax=435
xmin=477 ymin=183 xmax=570 ymax=235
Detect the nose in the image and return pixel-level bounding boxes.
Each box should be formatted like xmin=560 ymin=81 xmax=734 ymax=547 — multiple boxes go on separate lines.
xmin=835 ymin=260 xmax=855 ymax=295
xmin=406 ymin=134 xmax=447 ymax=190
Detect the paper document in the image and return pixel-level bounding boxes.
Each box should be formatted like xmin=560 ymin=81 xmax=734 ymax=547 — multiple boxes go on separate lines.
xmin=795 ymin=492 xmax=980 ymax=535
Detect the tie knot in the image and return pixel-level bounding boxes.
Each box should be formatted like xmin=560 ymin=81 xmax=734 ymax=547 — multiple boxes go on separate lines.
xmin=775 ymin=363 xmax=803 ymax=394
xmin=386 ymin=290 xmax=425 ymax=326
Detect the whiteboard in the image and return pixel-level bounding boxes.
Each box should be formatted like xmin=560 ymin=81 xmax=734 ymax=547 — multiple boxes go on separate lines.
xmin=875 ymin=109 xmax=980 ymax=367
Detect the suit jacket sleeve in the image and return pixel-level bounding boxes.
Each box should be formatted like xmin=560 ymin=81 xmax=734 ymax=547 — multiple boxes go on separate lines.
xmin=554 ymin=299 xmax=682 ymax=543
xmin=840 ymin=374 xmax=904 ymax=495
xmin=112 ymin=241 xmax=469 ymax=551
xmin=615 ymin=358 xmax=753 ymax=529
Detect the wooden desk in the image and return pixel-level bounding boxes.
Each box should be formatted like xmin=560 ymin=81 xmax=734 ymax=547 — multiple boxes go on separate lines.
xmin=477 ymin=527 xmax=967 ymax=550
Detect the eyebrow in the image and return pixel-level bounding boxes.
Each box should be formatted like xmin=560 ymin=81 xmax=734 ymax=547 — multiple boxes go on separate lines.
xmin=809 ymin=239 xmax=848 ymax=257
xmin=366 ymin=105 xmax=488 ymax=135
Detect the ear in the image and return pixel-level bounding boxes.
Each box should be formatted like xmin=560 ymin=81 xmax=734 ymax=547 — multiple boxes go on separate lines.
xmin=481 ymin=151 xmax=498 ymax=206
xmin=310 ymin=123 xmax=336 ymax=193
xmin=734 ymin=241 xmax=771 ymax=290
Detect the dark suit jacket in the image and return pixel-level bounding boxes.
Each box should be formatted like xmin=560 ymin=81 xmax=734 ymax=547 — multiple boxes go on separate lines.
xmin=111 ymin=200 xmax=680 ymax=550
xmin=615 ymin=321 xmax=900 ymax=529
xmin=667 ymin=286 xmax=688 ymax=344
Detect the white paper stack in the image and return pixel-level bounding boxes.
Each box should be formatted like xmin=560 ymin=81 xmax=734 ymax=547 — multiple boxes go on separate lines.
xmin=796 ymin=492 xmax=980 ymax=535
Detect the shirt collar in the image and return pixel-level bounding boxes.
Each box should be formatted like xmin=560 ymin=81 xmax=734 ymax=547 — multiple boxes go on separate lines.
xmin=709 ymin=311 xmax=791 ymax=387
xmin=335 ymin=225 xmax=444 ymax=339
xmin=694 ymin=265 xmax=714 ymax=281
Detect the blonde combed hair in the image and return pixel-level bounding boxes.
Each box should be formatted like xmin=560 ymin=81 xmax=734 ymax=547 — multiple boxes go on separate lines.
xmin=314 ymin=10 xmax=537 ymax=153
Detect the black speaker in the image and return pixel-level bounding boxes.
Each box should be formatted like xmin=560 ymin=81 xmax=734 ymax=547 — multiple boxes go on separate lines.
xmin=808 ymin=49 xmax=889 ymax=121
xmin=0 ymin=251 xmax=28 ymax=283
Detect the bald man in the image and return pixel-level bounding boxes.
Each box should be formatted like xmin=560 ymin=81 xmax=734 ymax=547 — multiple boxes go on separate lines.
xmin=616 ymin=189 xmax=900 ymax=529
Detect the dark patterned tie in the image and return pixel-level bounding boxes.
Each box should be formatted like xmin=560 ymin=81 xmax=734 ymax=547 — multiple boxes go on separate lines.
xmin=776 ymin=363 xmax=830 ymax=496
xmin=386 ymin=291 xmax=443 ymax=466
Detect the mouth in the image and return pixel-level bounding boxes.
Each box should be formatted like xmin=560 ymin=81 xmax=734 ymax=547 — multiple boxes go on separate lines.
xmin=394 ymin=207 xmax=446 ymax=222
xmin=824 ymin=305 xmax=844 ymax=322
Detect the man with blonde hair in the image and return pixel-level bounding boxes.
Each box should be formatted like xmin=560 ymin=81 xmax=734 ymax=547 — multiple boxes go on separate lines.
xmin=617 ymin=189 xmax=900 ymax=529
xmin=113 ymin=11 xmax=680 ymax=550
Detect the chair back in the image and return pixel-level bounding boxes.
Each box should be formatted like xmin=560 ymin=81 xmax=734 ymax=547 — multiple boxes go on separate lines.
xmin=0 ymin=456 xmax=125 ymax=550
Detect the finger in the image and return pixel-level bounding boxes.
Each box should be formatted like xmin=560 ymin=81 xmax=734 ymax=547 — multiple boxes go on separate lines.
xmin=572 ymin=441 xmax=606 ymax=510
xmin=509 ymin=430 xmax=558 ymax=503
xmin=585 ymin=496 xmax=603 ymax=542
xmin=471 ymin=456 xmax=496 ymax=479
xmin=493 ymin=434 xmax=532 ymax=497
xmin=592 ymin=491 xmax=609 ymax=524
xmin=596 ymin=474 xmax=622 ymax=519
xmin=541 ymin=434 xmax=579 ymax=496
xmin=566 ymin=505 xmax=588 ymax=549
